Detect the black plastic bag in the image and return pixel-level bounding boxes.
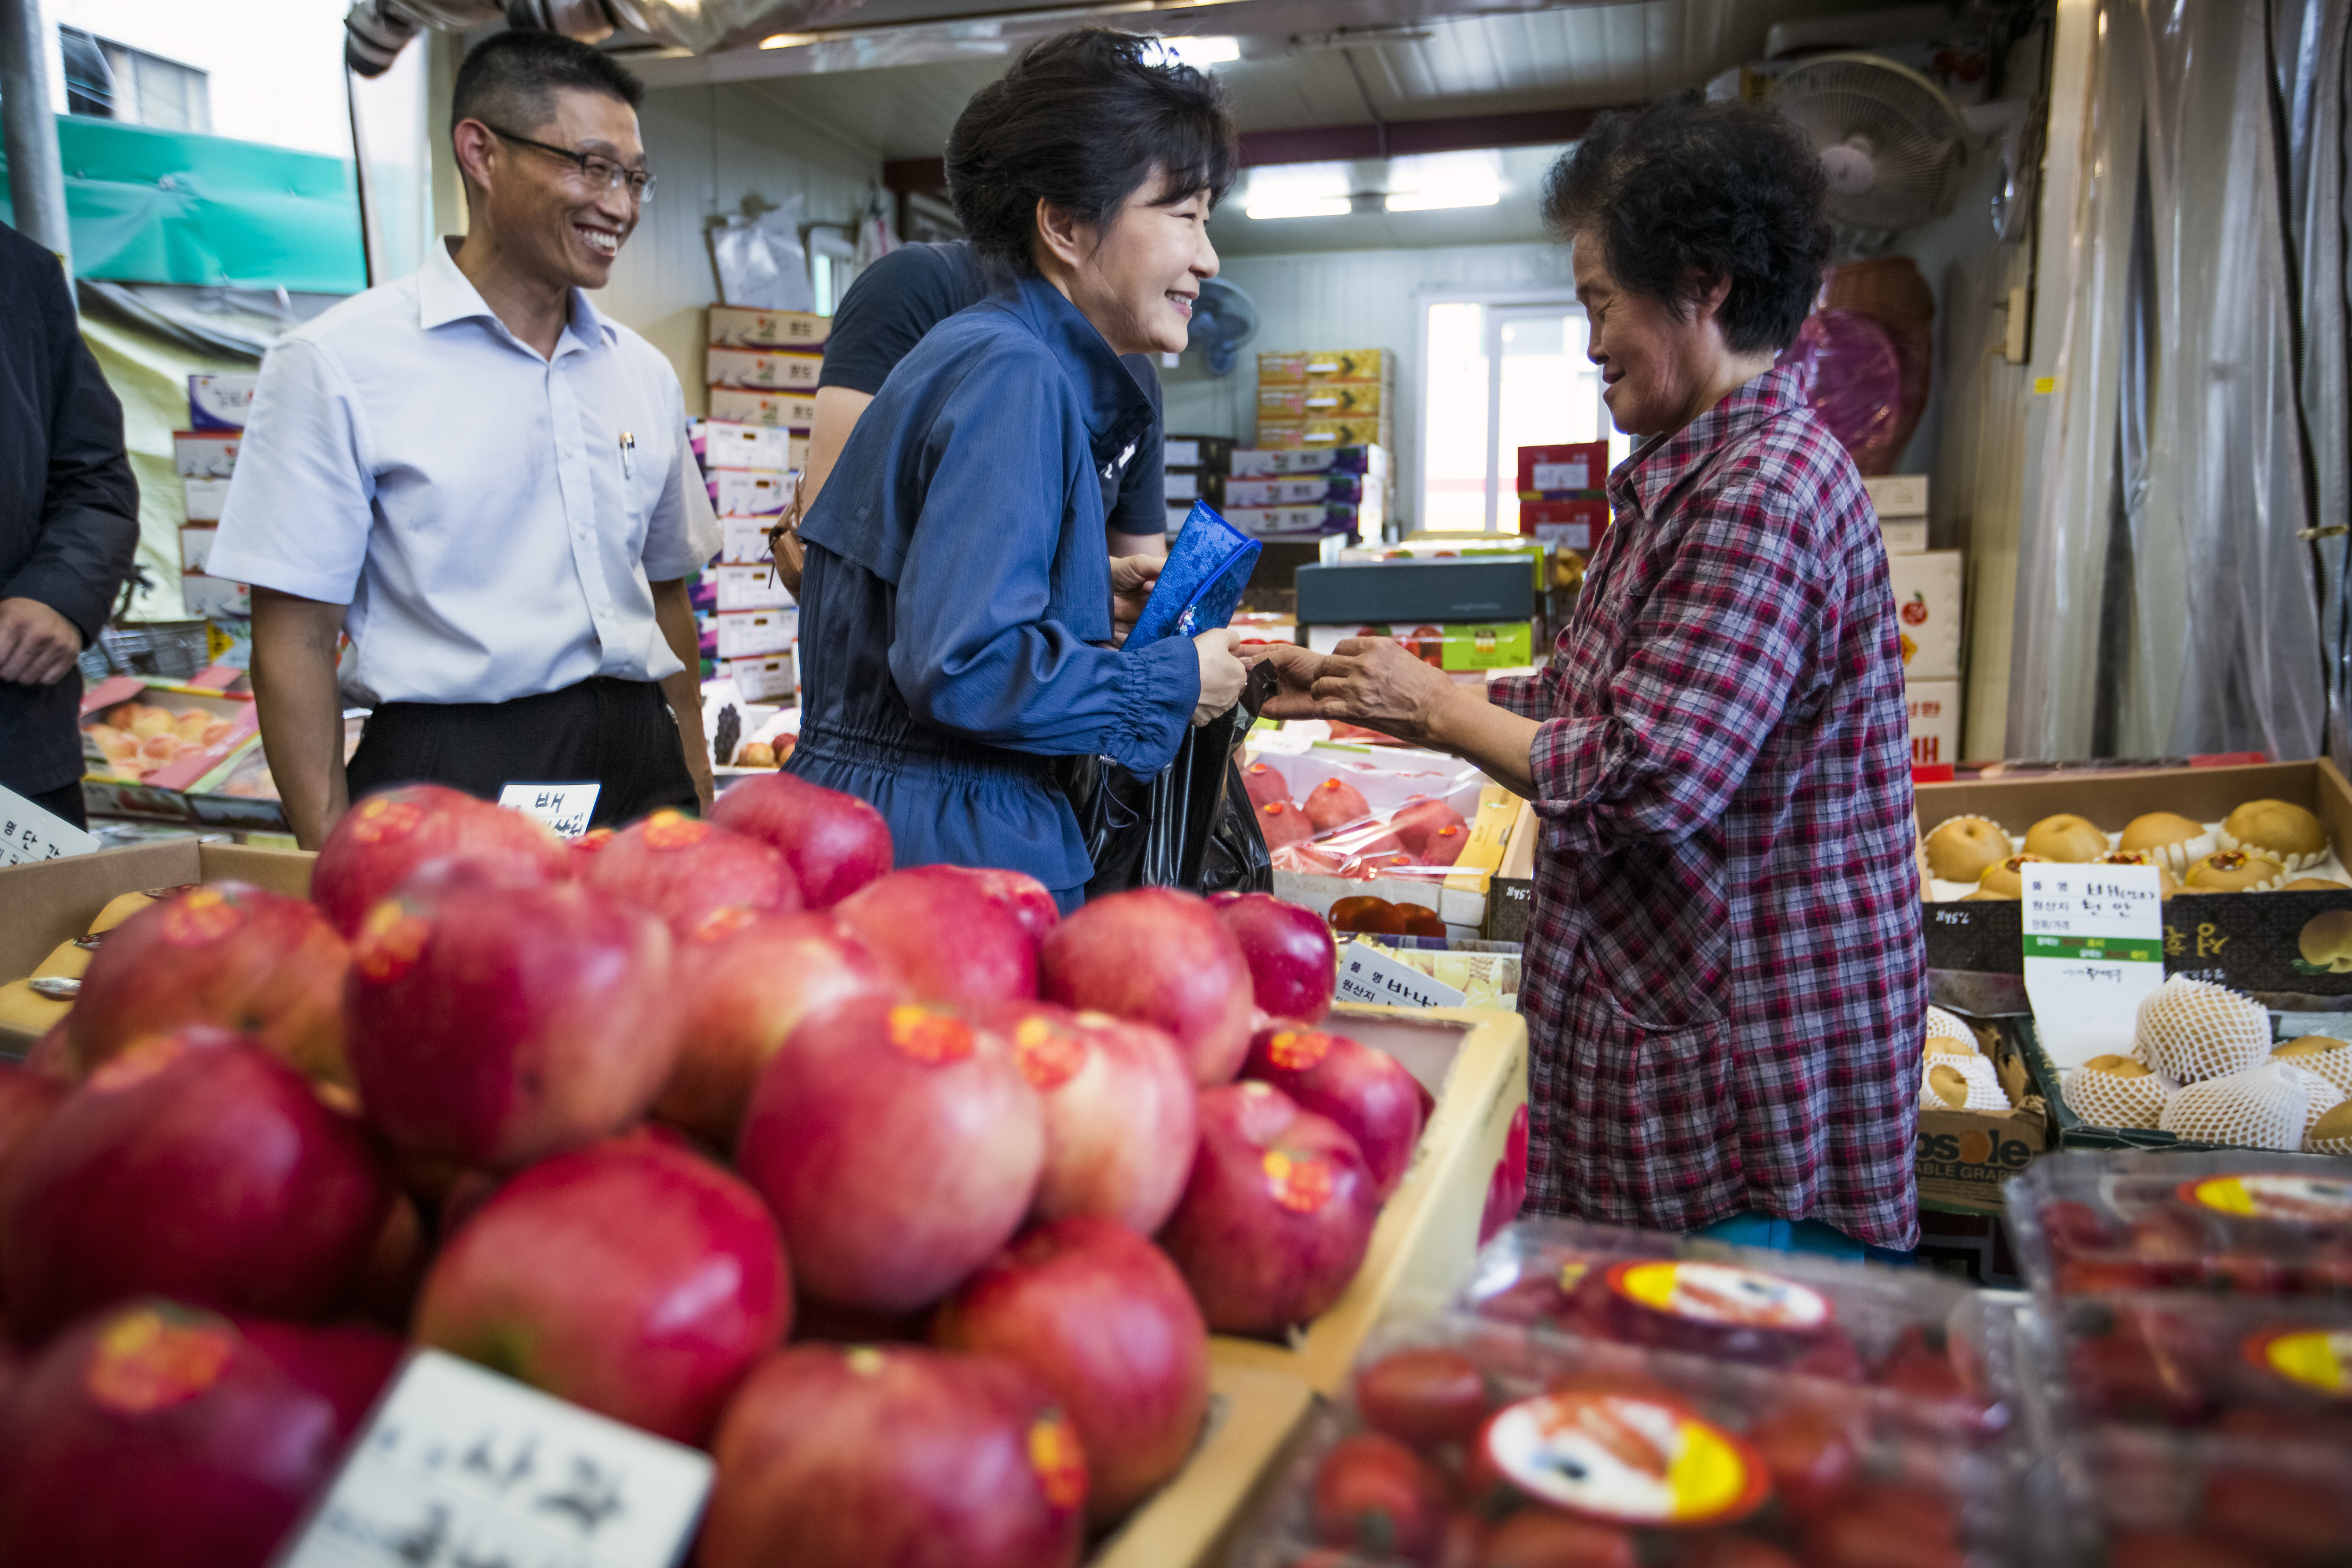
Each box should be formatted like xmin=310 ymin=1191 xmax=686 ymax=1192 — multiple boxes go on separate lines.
xmin=1065 ymin=664 xmax=1275 ymax=898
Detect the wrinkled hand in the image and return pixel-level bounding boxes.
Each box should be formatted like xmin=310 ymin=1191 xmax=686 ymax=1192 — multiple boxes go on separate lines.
xmin=1265 ymin=636 xmax=1460 ymax=749
xmin=1109 ymin=553 xmax=1164 ymax=648
xmin=1254 ymin=643 xmax=1329 ymax=719
xmin=1191 ymin=627 xmax=1247 ymax=726
xmin=0 ymin=597 xmax=83 ymax=686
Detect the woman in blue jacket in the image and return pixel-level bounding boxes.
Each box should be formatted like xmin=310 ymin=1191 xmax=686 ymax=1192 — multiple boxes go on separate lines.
xmin=786 ymin=30 xmax=1249 ymax=911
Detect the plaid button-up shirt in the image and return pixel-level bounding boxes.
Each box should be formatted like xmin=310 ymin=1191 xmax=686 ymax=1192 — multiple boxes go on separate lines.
xmin=1488 ymin=365 xmax=1925 ymax=1249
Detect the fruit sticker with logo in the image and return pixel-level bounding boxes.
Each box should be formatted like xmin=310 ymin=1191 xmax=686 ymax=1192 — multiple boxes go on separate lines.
xmin=579 ymin=810 xmax=799 ymax=937
xmin=1474 ymin=1389 xmax=1772 ymax=1529
xmin=310 ymin=782 xmax=571 ymax=937
xmin=1241 ymin=1023 xmax=1428 ymax=1200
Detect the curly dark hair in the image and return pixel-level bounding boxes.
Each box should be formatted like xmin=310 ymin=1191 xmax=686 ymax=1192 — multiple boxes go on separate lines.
xmin=1541 ymin=93 xmax=1832 ymax=355
xmin=946 ymin=29 xmax=1237 ymax=281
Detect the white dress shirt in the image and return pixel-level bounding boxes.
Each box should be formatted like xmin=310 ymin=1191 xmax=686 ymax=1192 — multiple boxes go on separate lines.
xmin=209 ymin=240 xmax=721 ymax=707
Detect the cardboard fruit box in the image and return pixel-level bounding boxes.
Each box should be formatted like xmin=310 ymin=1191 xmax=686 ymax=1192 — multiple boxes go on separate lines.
xmin=1088 ymin=1356 xmax=1315 ymax=1568
xmin=1917 ymin=1015 xmax=2051 ymax=1213
xmin=78 ymin=677 xmax=262 ymax=825
xmin=1916 ymin=760 xmax=2352 ymax=997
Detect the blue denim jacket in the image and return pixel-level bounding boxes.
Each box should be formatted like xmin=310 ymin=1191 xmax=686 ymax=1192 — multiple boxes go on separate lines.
xmin=786 ymin=273 xmax=1202 ymax=902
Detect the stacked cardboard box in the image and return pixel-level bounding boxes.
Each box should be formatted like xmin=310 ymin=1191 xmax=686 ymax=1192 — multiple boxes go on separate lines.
xmin=1868 ymin=476 xmax=1962 ymax=768
xmin=1225 ymin=445 xmax=1388 ymax=541
xmin=1162 ymin=434 xmax=1234 ymax=536
xmin=1514 ymin=441 xmax=1610 ymax=557
xmin=175 ymin=376 xmax=258 ymax=638
xmin=1256 ymin=349 xmax=1395 ymax=453
xmin=704 ymin=306 xmax=823 ymax=457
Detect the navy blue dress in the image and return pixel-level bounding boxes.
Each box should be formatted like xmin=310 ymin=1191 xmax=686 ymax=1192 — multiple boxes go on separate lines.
xmin=786 ymin=273 xmax=1202 ymax=908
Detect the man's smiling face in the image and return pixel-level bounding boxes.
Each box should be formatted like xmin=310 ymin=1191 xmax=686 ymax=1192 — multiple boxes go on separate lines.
xmin=477 ymin=86 xmax=644 ymax=293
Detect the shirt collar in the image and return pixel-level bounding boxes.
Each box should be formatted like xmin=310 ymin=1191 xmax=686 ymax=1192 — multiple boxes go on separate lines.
xmin=997 ymin=272 xmax=1158 ymax=467
xmin=416 ymin=237 xmax=616 ymax=357
xmin=1609 ymin=361 xmax=1808 ymax=517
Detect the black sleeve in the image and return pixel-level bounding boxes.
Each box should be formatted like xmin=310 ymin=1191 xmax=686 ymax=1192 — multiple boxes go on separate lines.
xmin=817 ymin=245 xmax=973 ymax=396
xmin=2 ymin=252 xmax=139 ymax=641
xmin=1109 ymin=355 xmax=1167 ymax=538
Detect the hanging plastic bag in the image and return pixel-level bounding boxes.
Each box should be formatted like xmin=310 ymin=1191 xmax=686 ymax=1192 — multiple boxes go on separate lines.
xmin=711 ymin=195 xmax=814 ymax=312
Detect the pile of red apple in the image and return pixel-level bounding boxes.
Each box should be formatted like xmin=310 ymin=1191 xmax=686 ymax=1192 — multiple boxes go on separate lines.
xmin=0 ymin=776 xmax=1444 ymax=1567
xmin=1243 ymin=764 xmax=1469 ymax=882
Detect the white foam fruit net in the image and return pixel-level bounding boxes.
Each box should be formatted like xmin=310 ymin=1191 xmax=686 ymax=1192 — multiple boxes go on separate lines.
xmin=2278 ymin=1041 xmax=2352 ymax=1097
xmin=1923 ymin=1006 xmax=1976 ymax=1052
xmin=2278 ymin=1063 xmax=2348 ymax=1139
xmin=2159 ymin=1062 xmax=2310 ymax=1150
xmin=1922 ymin=1052 xmax=2009 ymax=1111
xmin=2312 ymin=1110 xmax=2352 ymax=1157
xmin=2063 ymin=1063 xmax=2171 ymax=1129
xmin=2135 ymin=978 xmax=2271 ymax=1084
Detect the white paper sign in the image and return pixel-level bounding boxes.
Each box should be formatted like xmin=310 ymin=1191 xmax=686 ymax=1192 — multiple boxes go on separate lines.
xmin=0 ymin=784 xmax=102 ymax=866
xmin=1335 ymin=939 xmax=1469 ymax=1011
xmin=498 ymin=783 xmax=601 ymax=839
xmin=2020 ymin=862 xmax=2166 ymax=1069
xmin=276 ymin=1349 xmax=712 ymax=1568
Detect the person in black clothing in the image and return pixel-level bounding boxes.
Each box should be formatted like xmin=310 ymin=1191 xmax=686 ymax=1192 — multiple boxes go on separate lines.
xmin=0 ymin=224 xmax=140 ymax=830
xmin=806 ymin=239 xmax=1170 ymax=558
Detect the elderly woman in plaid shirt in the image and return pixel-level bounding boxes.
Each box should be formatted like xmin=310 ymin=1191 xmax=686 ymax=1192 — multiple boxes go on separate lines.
xmin=1263 ymin=97 xmax=1925 ymax=1253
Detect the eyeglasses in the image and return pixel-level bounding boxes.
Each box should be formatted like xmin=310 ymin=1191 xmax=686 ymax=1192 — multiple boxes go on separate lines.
xmin=481 ymin=123 xmax=656 ymax=203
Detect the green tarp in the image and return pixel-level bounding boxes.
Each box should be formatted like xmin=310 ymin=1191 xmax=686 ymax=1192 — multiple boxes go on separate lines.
xmin=2 ymin=114 xmax=365 ymax=294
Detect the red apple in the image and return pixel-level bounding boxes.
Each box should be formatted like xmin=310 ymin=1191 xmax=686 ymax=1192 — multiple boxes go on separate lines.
xmin=1259 ymin=800 xmax=1314 ymax=850
xmin=737 ymin=996 xmax=1043 ymax=1313
xmin=1304 ymin=777 xmax=1373 ymax=833
xmin=414 ymin=1133 xmax=789 ymax=1443
xmin=1039 ymin=887 xmax=1256 ymax=1086
xmin=343 ymin=867 xmax=680 ymax=1171
xmin=1210 ymin=892 xmax=1337 ymax=1024
xmin=934 ymin=1216 xmax=1210 ymax=1523
xmin=68 ymin=881 xmax=353 ymax=1088
xmin=710 ymin=771 xmax=894 ymax=908
xmin=0 ymin=1028 xmax=392 ymax=1339
xmin=659 ymin=911 xmax=903 ymax=1147
xmin=1155 ymin=1081 xmax=1377 ymax=1335
xmin=0 ymin=1061 xmax=64 ymax=1187
xmin=311 ymin=783 xmax=570 ymax=937
xmin=956 ymin=866 xmax=1063 ymax=943
xmin=1388 ymin=797 xmax=1467 ymax=858
xmin=1420 ymin=823 xmax=1469 ymax=867
xmin=836 ymin=866 xmax=1038 ymax=1008
xmin=1242 ymin=1024 xmax=1426 ymax=1199
xmin=1312 ymin=1433 xmax=1449 ymax=1562
xmin=0 ymin=1300 xmax=401 ymax=1568
xmin=1242 ymin=761 xmax=1291 ymax=810
xmin=703 ymin=1343 xmax=1087 ymax=1568
xmin=985 ymin=1002 xmax=1197 ymax=1234
xmin=579 ymin=809 xmax=799 ymax=937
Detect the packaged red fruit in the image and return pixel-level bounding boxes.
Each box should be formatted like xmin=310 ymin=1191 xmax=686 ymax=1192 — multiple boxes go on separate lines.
xmin=1242 ymin=1024 xmax=1427 ymax=1200
xmin=701 ymin=1343 xmax=1087 ymax=1568
xmin=311 ymin=782 xmax=570 ymax=937
xmin=1477 ymin=1507 xmax=1639 ymax=1568
xmin=708 ymin=770 xmax=893 ymax=908
xmin=1799 ymin=1483 xmax=1965 ymax=1568
xmin=1244 ymin=761 xmax=1292 ymax=810
xmin=1311 ymin=1432 xmax=1449 ymax=1562
xmin=578 ymin=808 xmax=799 ymax=936
xmin=1259 ymin=800 xmax=1314 ymax=850
xmin=1354 ymin=1346 xmax=1491 ymax=1447
xmin=1209 ymin=891 xmax=1338 ymax=1025
xmin=1040 ymin=887 xmax=1256 ymax=1087
xmin=1469 ymin=1388 xmax=1771 ymax=1532
xmin=1388 ymin=796 xmax=1468 ymax=859
xmin=1305 ymin=778 xmax=1374 ymax=834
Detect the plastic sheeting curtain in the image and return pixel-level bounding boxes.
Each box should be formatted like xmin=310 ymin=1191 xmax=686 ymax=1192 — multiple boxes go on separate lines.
xmin=2009 ymin=0 xmax=2329 ymax=761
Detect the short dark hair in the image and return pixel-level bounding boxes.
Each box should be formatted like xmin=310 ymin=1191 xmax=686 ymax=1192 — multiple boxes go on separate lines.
xmin=945 ymin=29 xmax=1237 ymax=280
xmin=1542 ymin=94 xmax=1832 ymax=355
xmin=452 ymin=28 xmax=644 ymax=136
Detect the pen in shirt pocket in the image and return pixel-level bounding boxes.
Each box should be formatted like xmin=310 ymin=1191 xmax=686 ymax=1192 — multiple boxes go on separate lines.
xmin=619 ymin=430 xmax=636 ymax=480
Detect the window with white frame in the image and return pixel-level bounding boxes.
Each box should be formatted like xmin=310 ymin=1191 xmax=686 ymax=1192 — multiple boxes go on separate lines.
xmin=60 ymin=26 xmax=211 ymax=135
xmin=1419 ymin=295 xmax=1633 ymax=532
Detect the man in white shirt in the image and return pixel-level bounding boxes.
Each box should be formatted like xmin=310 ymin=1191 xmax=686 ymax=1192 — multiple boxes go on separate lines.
xmin=211 ymin=31 xmax=717 ymax=848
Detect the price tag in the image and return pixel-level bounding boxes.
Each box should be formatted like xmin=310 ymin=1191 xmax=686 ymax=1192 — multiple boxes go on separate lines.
xmin=1335 ymin=939 xmax=1469 ymax=1011
xmin=497 ymin=783 xmax=602 ymax=839
xmin=276 ymin=1349 xmax=712 ymax=1568
xmin=0 ymin=784 xmax=102 ymax=866
xmin=2021 ymin=862 xmax=2166 ymax=1069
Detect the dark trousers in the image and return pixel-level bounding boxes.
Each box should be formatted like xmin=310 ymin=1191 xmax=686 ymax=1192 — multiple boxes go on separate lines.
xmin=18 ymin=780 xmax=88 ymax=830
xmin=345 ymin=676 xmax=699 ymax=828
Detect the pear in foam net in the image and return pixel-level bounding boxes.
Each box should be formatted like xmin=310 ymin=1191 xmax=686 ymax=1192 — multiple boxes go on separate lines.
xmin=2134 ymin=976 xmax=2269 ymax=1085
xmin=2062 ymin=1054 xmax=2169 ymax=1130
xmin=2308 ymin=1099 xmax=2352 ymax=1156
xmin=2273 ymin=1035 xmax=2352 ymax=1096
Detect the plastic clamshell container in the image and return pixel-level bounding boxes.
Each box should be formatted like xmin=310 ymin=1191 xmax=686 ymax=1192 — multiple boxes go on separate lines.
xmin=1231 ymin=1309 xmax=2020 ymax=1568
xmin=2004 ymin=1151 xmax=2352 ymax=1305
xmin=2020 ymin=1289 xmax=2352 ymax=1437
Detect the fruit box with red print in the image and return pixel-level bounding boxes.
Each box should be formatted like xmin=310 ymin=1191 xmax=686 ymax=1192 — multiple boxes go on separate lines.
xmin=1887 ymin=551 xmax=1963 ymax=681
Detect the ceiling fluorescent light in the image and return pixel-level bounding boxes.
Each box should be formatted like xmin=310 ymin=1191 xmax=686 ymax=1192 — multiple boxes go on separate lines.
xmin=1246 ymin=195 xmax=1352 ymax=219
xmin=759 ymin=32 xmax=814 ymax=49
xmin=1385 ymin=189 xmax=1502 ymax=212
xmin=1161 ymin=35 xmax=1240 ymax=66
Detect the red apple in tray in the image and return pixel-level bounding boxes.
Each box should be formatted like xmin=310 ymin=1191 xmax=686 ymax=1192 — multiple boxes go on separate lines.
xmin=0 ymin=1027 xmax=392 ymax=1339
xmin=935 ymin=1215 xmax=1210 ymax=1524
xmin=703 ymin=1342 xmax=1087 ymax=1568
xmin=343 ymin=868 xmax=679 ymax=1172
xmin=69 ymin=882 xmax=353 ymax=1086
xmin=0 ymin=1301 xmax=402 ymax=1568
xmin=1210 ymin=891 xmax=1337 ymax=1025
xmin=737 ymin=997 xmax=1042 ymax=1314
xmin=836 ymin=866 xmax=1038 ymax=1008
xmin=1242 ymin=761 xmax=1291 ymax=810
xmin=415 ymin=1132 xmax=789 ymax=1443
xmin=1304 ymin=777 xmax=1374 ymax=833
xmin=579 ymin=808 xmax=798 ymax=936
xmin=1040 ymin=887 xmax=1255 ymax=1086
xmin=1156 ymin=1081 xmax=1377 ymax=1336
xmin=954 ymin=866 xmax=1063 ymax=944
xmin=1258 ymin=800 xmax=1314 ymax=850
xmin=310 ymin=782 xmax=570 ymax=937
xmin=1388 ymin=796 xmax=1468 ymax=858
xmin=1242 ymin=1024 xmax=1428 ymax=1199
xmin=1419 ymin=823 xmax=1469 ymax=868
xmin=984 ymin=1002 xmax=1197 ymax=1235
xmin=659 ymin=911 xmax=902 ymax=1148
xmin=710 ymin=771 xmax=894 ymax=908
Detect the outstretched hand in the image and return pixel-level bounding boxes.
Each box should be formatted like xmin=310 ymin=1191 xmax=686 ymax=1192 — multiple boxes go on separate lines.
xmin=1256 ymin=637 xmax=1462 ymax=750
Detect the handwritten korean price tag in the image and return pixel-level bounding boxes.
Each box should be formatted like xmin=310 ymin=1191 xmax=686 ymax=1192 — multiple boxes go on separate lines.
xmin=2020 ymin=861 xmax=2166 ymax=1069
xmin=276 ymin=1349 xmax=712 ymax=1568
xmin=497 ymin=783 xmax=602 ymax=840
xmin=1335 ymin=939 xmax=1469 ymax=1011
xmin=0 ymin=784 xmax=101 ymax=867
